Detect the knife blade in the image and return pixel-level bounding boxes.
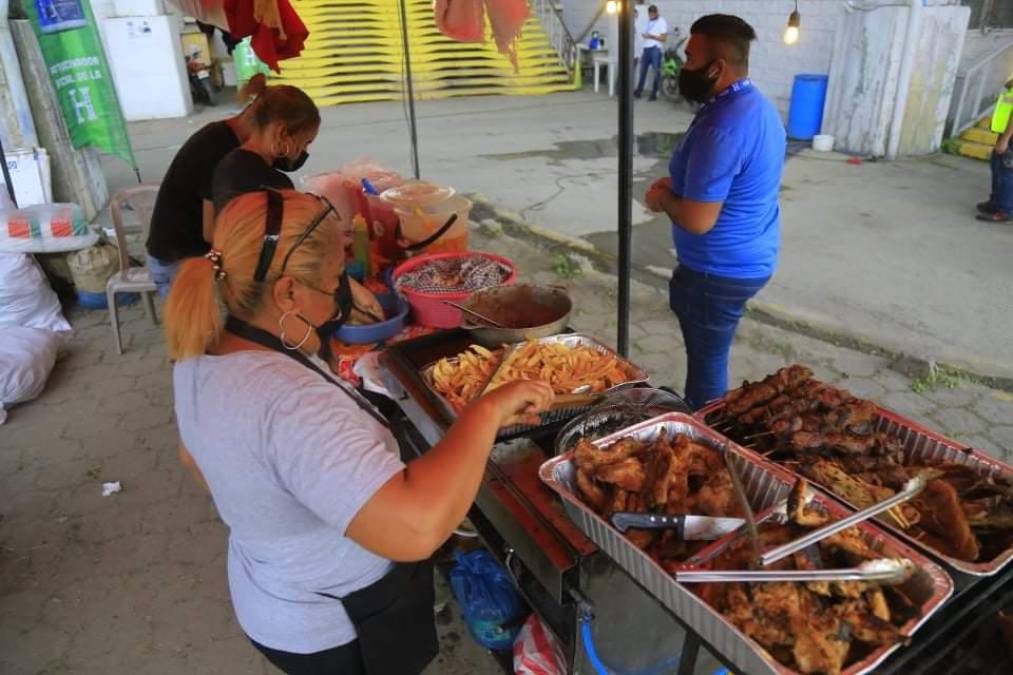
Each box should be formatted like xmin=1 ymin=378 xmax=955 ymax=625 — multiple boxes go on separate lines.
xmin=610 ymin=513 xmax=746 ymax=540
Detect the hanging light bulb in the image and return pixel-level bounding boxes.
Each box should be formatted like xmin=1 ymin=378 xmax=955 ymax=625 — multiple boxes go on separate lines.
xmin=606 ymin=1 xmax=619 ymax=15
xmin=784 ymin=1 xmax=801 ymax=45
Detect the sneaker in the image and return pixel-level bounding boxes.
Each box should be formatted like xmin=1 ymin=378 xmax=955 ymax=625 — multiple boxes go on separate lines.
xmin=977 ymin=201 xmax=997 ymax=214
xmin=633 ymin=90 xmax=642 ymax=99
xmin=976 ymin=211 xmax=1012 ymax=223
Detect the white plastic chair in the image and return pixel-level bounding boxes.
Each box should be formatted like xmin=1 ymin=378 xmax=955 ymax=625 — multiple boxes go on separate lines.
xmin=593 ymin=53 xmax=616 ymax=97
xmin=106 ymin=185 xmax=160 ymax=354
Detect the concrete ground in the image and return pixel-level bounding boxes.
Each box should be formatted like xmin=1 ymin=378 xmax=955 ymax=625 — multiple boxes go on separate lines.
xmin=101 ymin=90 xmax=1013 ymax=382
xmin=2 ymin=215 xmax=1012 ymax=674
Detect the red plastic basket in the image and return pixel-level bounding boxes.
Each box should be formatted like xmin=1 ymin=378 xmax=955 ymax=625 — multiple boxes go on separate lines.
xmin=392 ymin=252 xmax=517 ymax=328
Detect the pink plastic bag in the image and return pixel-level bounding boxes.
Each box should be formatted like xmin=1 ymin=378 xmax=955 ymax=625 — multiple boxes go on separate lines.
xmin=434 ymin=0 xmax=485 ymax=43
xmin=513 ymin=614 xmax=566 ymax=675
xmin=486 ymin=0 xmax=529 ymax=71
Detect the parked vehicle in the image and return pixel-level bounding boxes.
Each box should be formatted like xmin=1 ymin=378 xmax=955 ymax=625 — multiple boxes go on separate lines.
xmin=660 ymin=28 xmax=688 ymax=103
xmin=185 ymin=53 xmax=216 ymax=106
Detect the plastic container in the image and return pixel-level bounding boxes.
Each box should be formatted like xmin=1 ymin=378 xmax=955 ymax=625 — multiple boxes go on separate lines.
xmin=787 ymin=73 xmax=829 ymax=141
xmin=379 ymin=180 xmax=454 ymax=209
xmin=395 ymin=195 xmax=472 ymax=255
xmin=811 ymin=134 xmax=834 ymax=152
xmin=333 ymin=292 xmax=409 ymax=345
xmin=76 ymin=290 xmax=138 ymax=309
xmin=392 ymin=252 xmax=516 ymax=329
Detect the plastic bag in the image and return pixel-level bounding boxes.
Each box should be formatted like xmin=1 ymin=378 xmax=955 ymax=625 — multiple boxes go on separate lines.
xmin=0 ymin=326 xmax=61 ymax=423
xmin=67 ymin=244 xmax=119 ymax=294
xmin=434 ymin=0 xmax=486 ymax=43
xmin=449 ymin=549 xmax=527 ymax=651
xmin=513 ymin=614 xmax=566 ymax=675
xmin=0 ymin=253 xmax=71 ymax=333
xmin=0 ymin=203 xmax=96 ymax=253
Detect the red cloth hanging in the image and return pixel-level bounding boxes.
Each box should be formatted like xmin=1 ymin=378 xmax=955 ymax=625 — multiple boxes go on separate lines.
xmin=225 ymin=0 xmax=308 ymax=72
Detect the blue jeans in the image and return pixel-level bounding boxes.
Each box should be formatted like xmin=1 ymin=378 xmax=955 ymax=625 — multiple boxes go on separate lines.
xmin=669 ymin=265 xmax=769 ymax=410
xmin=146 ymin=254 xmax=180 ymax=298
xmin=635 ymin=46 xmax=662 ymax=97
xmin=990 ymin=151 xmax=1013 ymax=213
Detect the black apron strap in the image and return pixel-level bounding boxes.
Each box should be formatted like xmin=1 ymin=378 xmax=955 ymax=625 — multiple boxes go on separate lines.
xmin=224 ymin=316 xmax=390 ymax=428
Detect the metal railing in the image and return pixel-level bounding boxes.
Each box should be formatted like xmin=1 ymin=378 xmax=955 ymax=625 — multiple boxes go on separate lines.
xmin=951 ymin=39 xmax=1013 ymax=136
xmin=532 ymin=0 xmax=578 ymax=76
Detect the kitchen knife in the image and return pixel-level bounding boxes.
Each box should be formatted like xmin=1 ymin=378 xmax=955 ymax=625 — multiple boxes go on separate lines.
xmin=610 ymin=513 xmax=746 ymax=540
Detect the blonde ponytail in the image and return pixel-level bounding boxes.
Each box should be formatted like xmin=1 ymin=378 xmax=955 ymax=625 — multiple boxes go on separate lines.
xmin=164 ymin=190 xmax=340 ymax=361
xmin=165 ymin=256 xmax=224 ymax=361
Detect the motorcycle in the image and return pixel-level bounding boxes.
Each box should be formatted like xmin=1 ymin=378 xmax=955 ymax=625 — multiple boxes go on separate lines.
xmin=185 ymin=52 xmax=216 ymax=106
xmin=660 ymin=28 xmax=688 ymax=103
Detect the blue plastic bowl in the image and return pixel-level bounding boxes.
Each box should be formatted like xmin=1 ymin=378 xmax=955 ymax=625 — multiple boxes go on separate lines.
xmin=334 ymin=292 xmax=409 ymax=344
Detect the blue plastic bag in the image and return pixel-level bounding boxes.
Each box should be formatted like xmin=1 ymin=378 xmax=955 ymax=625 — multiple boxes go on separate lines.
xmin=449 ymin=549 xmax=527 ymax=651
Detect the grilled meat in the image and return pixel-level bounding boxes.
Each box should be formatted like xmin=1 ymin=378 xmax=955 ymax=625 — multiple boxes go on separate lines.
xmin=912 ymin=479 xmax=980 ymax=560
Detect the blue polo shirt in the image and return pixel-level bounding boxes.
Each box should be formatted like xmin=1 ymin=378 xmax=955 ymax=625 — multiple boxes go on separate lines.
xmin=668 ymin=79 xmax=786 ymax=279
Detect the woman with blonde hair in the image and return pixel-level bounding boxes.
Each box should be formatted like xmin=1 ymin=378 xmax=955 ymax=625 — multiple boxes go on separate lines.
xmin=165 ymin=189 xmax=553 ymax=675
xmin=146 ymin=73 xmax=317 ymax=296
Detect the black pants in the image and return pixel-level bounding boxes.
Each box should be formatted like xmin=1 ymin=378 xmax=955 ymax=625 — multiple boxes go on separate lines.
xmin=251 ymin=638 xmax=366 ymax=675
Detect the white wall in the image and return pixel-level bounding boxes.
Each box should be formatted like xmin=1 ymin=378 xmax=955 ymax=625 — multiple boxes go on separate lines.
xmin=562 ymin=1 xmax=964 ymax=117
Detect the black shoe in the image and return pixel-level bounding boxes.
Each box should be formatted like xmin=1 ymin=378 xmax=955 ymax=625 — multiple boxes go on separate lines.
xmin=976 ymin=211 xmax=1012 ymax=223
xmin=649 ymin=94 xmax=658 ymax=101
xmin=977 ymin=201 xmax=997 ymax=214
xmin=633 ymin=90 xmax=642 ymax=99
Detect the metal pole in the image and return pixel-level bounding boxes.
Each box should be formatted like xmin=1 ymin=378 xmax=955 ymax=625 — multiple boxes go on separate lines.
xmin=398 ymin=0 xmax=421 ymax=179
xmin=0 ymin=133 xmax=17 ymax=207
xmin=616 ymin=1 xmax=634 ymax=357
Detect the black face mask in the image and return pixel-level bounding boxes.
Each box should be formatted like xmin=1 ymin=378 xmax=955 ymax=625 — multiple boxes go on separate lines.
xmin=273 ymin=150 xmax=309 ymax=173
xmin=312 ymin=271 xmax=353 ymax=363
xmin=678 ymin=60 xmax=718 ymax=103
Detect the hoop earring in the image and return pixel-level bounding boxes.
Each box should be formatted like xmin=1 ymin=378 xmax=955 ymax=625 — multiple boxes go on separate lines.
xmin=279 ymin=311 xmax=312 ymax=350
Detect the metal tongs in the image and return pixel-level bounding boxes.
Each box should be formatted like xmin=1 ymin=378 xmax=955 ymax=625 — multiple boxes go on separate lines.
xmin=675 ymin=558 xmax=915 ymax=584
xmin=759 ymin=474 xmax=927 ymax=567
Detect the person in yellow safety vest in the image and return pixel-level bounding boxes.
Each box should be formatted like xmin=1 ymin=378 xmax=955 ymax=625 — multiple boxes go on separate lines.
xmin=977 ymin=78 xmax=1013 ymax=223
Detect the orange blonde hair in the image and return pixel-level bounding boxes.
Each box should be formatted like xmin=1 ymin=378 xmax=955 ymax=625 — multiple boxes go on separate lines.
xmin=165 ymin=190 xmax=339 ymax=360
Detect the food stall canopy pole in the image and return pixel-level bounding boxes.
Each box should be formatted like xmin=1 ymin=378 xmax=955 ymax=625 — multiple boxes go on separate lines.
xmin=0 ymin=134 xmax=17 ymax=207
xmin=398 ymin=0 xmax=421 ymax=179
xmin=616 ymin=0 xmax=634 ymax=357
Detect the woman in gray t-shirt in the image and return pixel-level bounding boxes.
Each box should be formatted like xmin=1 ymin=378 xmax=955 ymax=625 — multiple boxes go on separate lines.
xmin=163 ymin=190 xmax=553 ymax=674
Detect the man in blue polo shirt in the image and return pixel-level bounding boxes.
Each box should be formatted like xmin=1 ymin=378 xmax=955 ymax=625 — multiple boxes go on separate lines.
xmin=645 ymin=14 xmax=785 ymax=409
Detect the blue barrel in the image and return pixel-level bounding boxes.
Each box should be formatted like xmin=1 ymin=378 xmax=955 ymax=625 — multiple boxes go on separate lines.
xmin=787 ymin=74 xmax=829 ymax=140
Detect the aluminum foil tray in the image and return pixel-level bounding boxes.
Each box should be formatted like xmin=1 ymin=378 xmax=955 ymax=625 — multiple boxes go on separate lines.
xmin=683 ymin=491 xmax=953 ymax=675
xmin=697 ymin=397 xmax=1013 ymax=581
xmin=539 ymin=412 xmax=953 ymax=675
xmin=420 ymin=333 xmax=649 ymax=437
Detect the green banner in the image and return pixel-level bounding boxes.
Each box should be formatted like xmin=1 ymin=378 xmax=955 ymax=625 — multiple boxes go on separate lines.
xmin=24 ymin=0 xmax=136 ymax=168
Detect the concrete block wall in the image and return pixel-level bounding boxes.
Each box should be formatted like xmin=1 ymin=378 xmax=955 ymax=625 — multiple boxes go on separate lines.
xmin=562 ymin=0 xmax=847 ymax=115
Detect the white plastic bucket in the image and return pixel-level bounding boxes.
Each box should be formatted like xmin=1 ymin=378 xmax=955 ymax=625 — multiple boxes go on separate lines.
xmin=812 ymin=134 xmax=835 ymax=152
xmin=395 ymin=195 xmax=471 ymax=255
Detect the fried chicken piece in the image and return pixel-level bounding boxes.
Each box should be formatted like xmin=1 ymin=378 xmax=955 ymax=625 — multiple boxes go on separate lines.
xmin=626 ymin=528 xmax=655 ymax=550
xmin=665 ymin=444 xmax=691 ymax=514
xmin=831 ymin=600 xmax=903 ymax=646
xmin=595 ymin=457 xmax=647 ymax=492
xmin=819 ymin=527 xmax=882 ymax=564
xmin=575 ymin=469 xmax=609 ymax=512
xmin=748 ymin=582 xmax=800 ymax=648
xmin=795 ymin=548 xmax=832 ymax=597
xmin=802 ymin=459 xmax=896 ymax=510
xmin=609 ymin=489 xmax=630 ymax=515
xmin=787 ymin=479 xmax=831 ymax=527
xmin=573 ymin=437 xmax=642 ymax=472
xmin=792 ymin=592 xmax=849 ymax=675
xmin=642 ymin=436 xmax=675 ymax=508
xmin=695 ymin=470 xmax=741 ymax=517
xmin=866 ymin=588 xmax=891 ymax=623
xmin=912 ymin=479 xmax=980 ymax=560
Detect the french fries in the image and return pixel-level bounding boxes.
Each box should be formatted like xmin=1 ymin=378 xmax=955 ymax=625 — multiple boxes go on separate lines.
xmin=428 ymin=345 xmax=501 ymax=412
xmin=428 ymin=339 xmax=637 ymax=413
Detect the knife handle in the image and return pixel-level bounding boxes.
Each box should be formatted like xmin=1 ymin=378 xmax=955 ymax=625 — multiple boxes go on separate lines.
xmin=611 ymin=512 xmax=682 ymax=534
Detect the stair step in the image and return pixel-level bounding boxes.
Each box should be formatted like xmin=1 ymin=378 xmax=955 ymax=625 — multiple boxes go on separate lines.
xmin=962 ymin=127 xmax=999 ymax=146
xmin=273 ymin=0 xmax=575 ymax=107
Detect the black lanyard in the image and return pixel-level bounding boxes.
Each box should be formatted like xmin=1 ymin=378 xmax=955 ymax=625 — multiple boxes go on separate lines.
xmin=224 ymin=316 xmax=390 ymax=429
